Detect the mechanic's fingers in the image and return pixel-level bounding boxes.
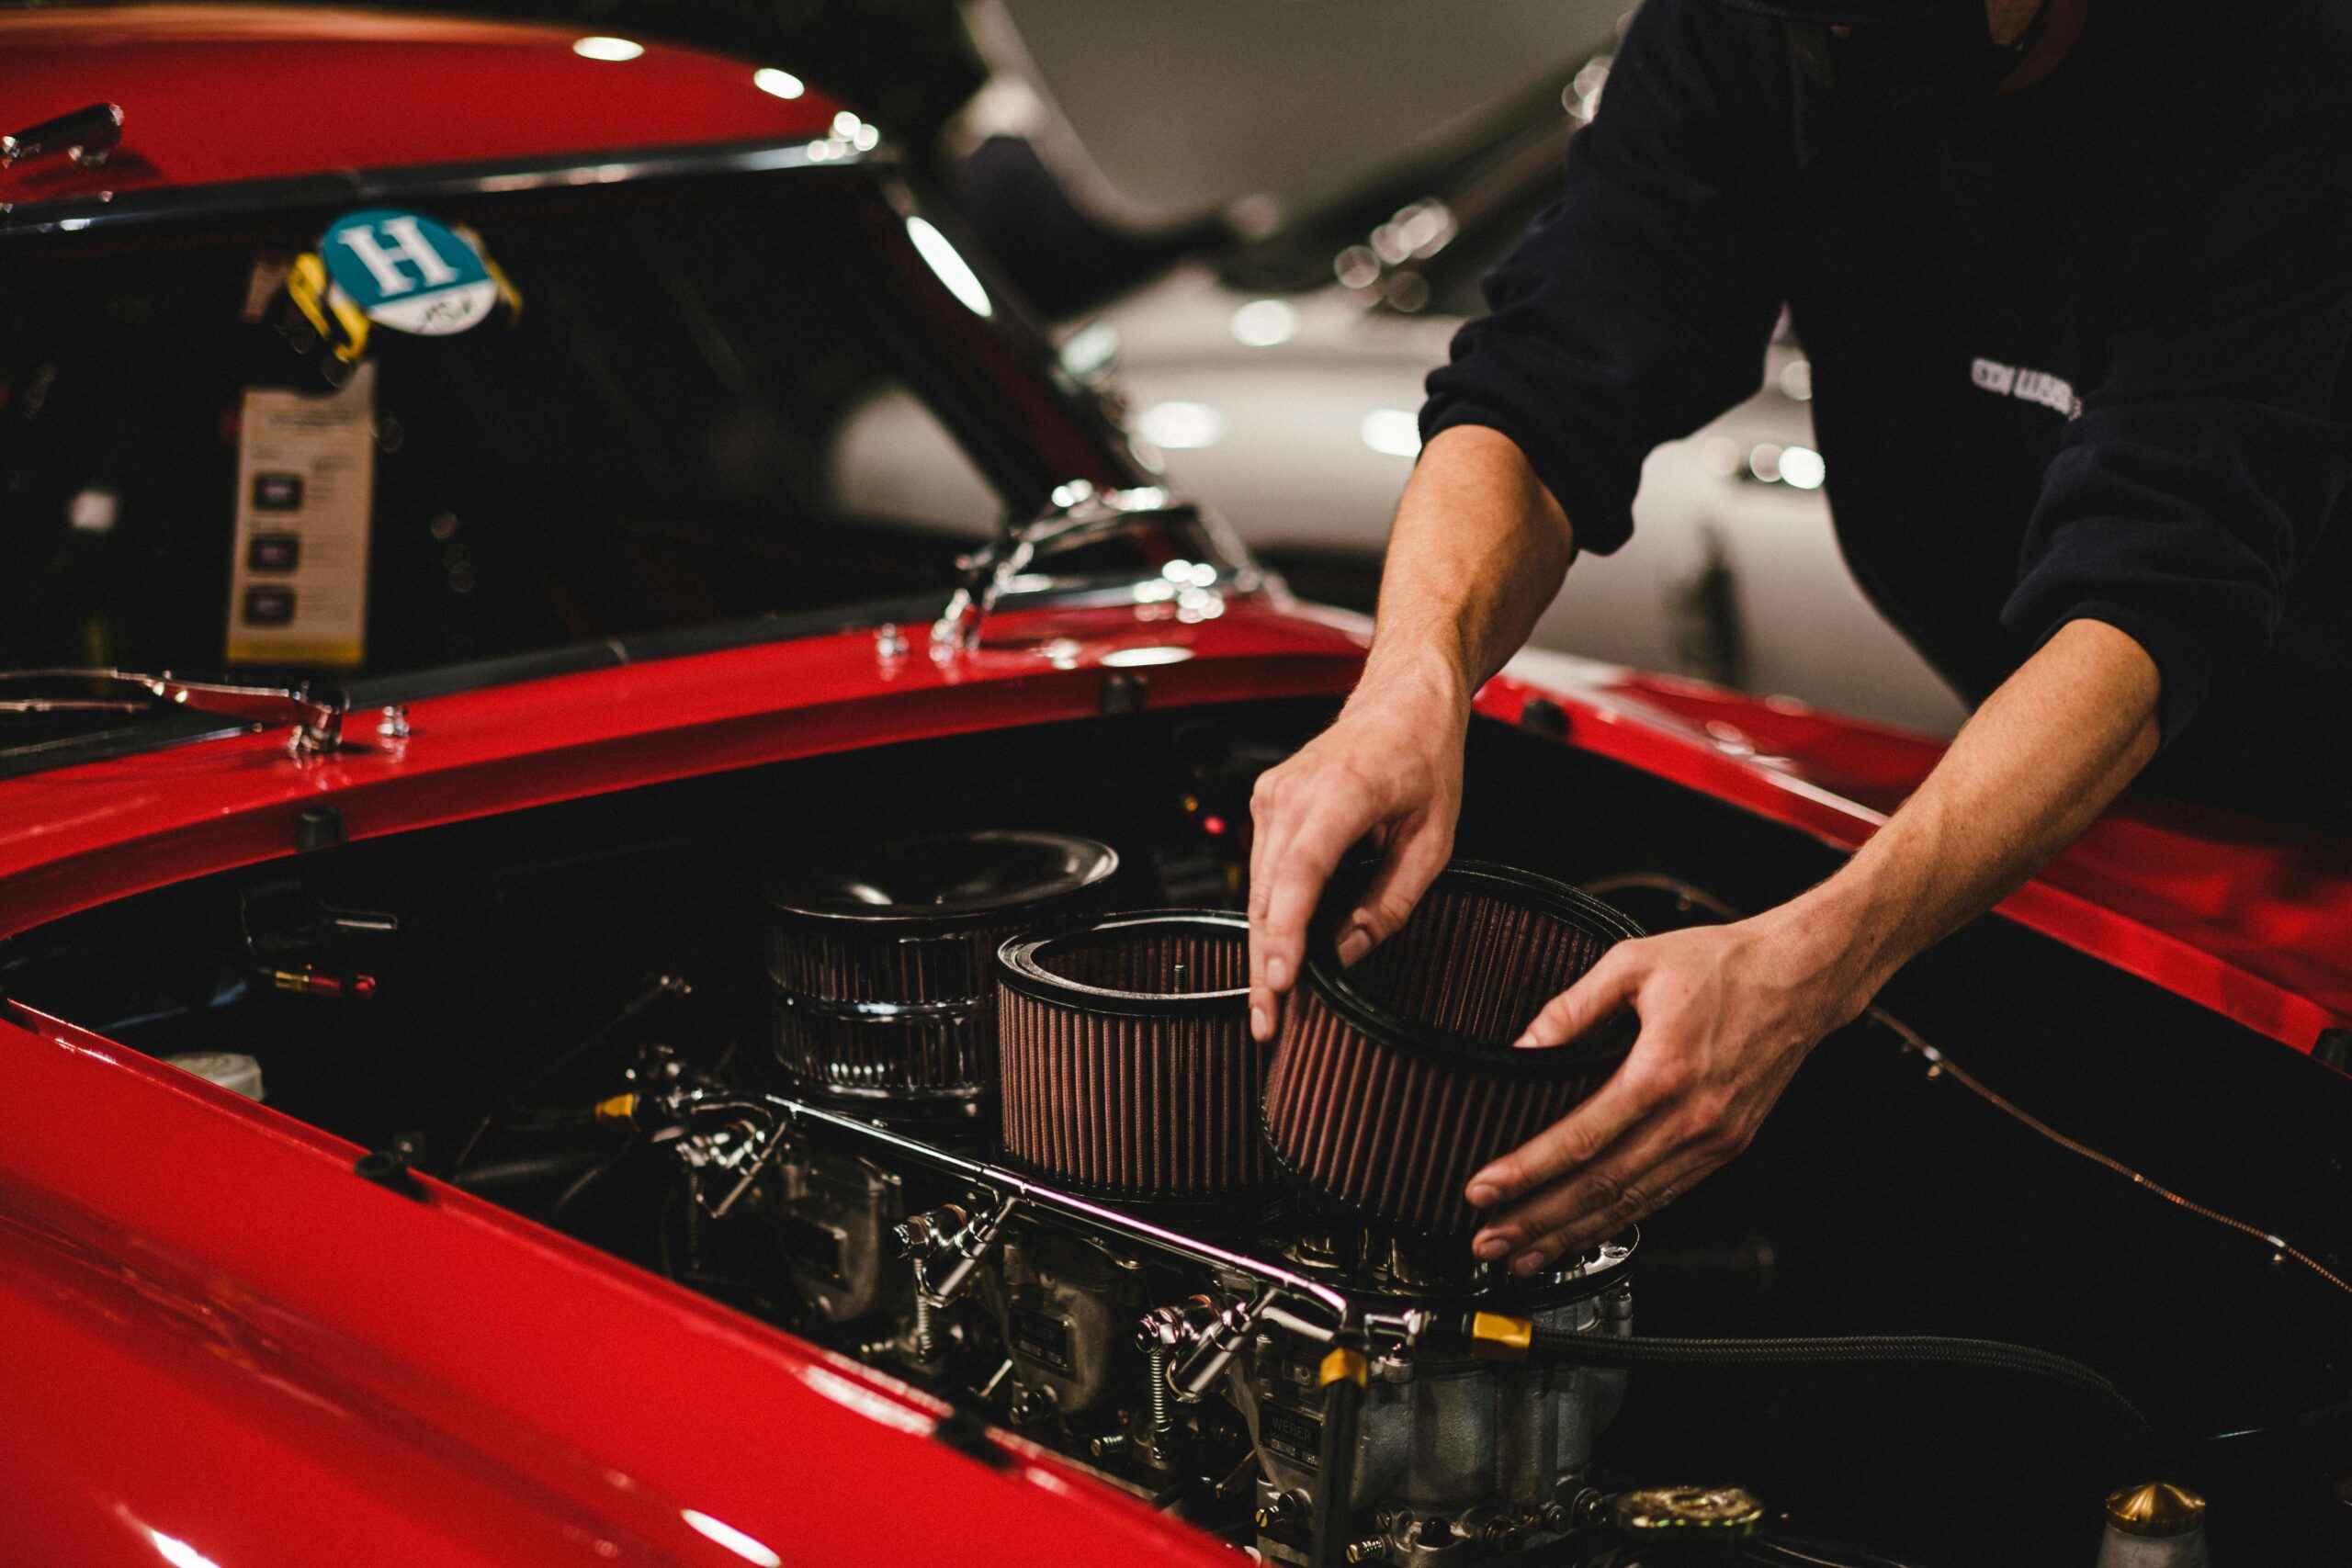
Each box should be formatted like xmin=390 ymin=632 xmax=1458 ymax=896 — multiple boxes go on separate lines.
xmin=1336 ymin=813 xmax=1452 ymax=966
xmin=1468 ymin=1108 xmax=1679 ymax=1261
xmin=1463 ymin=1053 xmax=1662 ymax=1211
xmin=1252 ymin=807 xmax=1361 ymax=1020
xmin=1245 ymin=785 xmax=1296 ymax=1043
xmin=1499 ymin=1150 xmax=1719 ymax=1275
xmin=1515 ymin=944 xmax=1645 ymax=1049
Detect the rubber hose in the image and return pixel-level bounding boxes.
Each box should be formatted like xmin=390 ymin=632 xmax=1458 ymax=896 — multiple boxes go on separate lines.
xmin=1524 ymin=1326 xmax=2151 ymax=1440
xmin=1309 ymin=1370 xmax=1365 ymax=1568
xmin=446 ymin=1148 xmax=607 ymax=1194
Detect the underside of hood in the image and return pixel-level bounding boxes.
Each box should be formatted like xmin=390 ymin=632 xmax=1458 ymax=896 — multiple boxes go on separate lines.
xmin=958 ymin=0 xmax=1627 ymax=236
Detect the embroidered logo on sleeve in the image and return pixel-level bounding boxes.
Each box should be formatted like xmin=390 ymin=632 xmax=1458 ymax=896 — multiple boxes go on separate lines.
xmin=1972 ymin=356 xmax=2082 ymax=419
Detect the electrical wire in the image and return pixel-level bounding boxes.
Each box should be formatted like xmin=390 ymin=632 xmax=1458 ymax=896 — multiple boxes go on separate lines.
xmin=450 ymin=973 xmax=690 ymax=1172
xmin=548 ymin=1134 xmax=640 ymax=1221
xmin=1577 ymin=872 xmax=2352 ymax=1305
xmin=1747 ymin=1536 xmax=1936 ymax=1568
xmin=1865 ymin=1004 xmax=2352 ymax=1301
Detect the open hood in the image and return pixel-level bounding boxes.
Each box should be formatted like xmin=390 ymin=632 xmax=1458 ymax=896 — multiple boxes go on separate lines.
xmin=959 ymin=0 xmax=1628 ymax=236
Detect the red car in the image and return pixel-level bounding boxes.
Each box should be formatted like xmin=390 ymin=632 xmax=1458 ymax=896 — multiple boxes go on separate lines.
xmin=3 ymin=9 xmax=2349 ymax=1568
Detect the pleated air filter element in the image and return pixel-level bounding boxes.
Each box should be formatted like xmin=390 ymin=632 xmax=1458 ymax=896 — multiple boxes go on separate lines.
xmin=996 ymin=911 xmax=1262 ymax=1198
xmin=1263 ymin=862 xmax=1643 ymax=1235
xmin=765 ymin=831 xmax=1118 ymax=1111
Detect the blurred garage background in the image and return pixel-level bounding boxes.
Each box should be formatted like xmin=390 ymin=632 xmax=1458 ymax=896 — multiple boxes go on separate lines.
xmin=250 ymin=0 xmax=1970 ymax=734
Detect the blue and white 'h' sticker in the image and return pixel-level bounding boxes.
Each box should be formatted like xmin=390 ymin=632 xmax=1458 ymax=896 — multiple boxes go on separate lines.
xmin=322 ymin=209 xmax=499 ymax=336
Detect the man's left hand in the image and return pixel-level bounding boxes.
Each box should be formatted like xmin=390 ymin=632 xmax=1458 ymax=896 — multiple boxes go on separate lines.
xmin=1464 ymin=913 xmax=1864 ymax=1275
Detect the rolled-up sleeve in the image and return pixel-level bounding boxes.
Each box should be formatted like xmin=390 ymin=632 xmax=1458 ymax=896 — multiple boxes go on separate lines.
xmin=1420 ymin=0 xmax=1790 ymax=555
xmin=2000 ymin=97 xmax=2352 ymax=744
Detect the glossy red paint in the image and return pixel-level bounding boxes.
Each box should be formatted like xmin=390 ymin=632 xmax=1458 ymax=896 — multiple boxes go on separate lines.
xmin=0 ymin=999 xmax=1243 ymax=1568
xmin=4 ymin=6 xmax=2335 ymax=1562
xmin=0 ymin=604 xmax=1365 ymax=940
xmin=0 ymin=6 xmax=842 ymax=209
xmin=5 ymin=603 xmax=2350 ymax=1565
xmin=1487 ymin=651 xmax=2352 ymax=1051
xmin=6 ymin=605 xmax=2347 ymax=1056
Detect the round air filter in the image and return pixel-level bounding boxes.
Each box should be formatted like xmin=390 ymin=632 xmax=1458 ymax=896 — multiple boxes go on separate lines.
xmin=766 ymin=830 xmax=1118 ymax=1111
xmin=996 ymin=910 xmax=1262 ymax=1198
xmin=1262 ymin=861 xmax=1642 ymax=1235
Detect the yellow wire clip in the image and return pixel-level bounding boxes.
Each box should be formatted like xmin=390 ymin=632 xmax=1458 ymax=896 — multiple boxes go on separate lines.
xmin=1468 ymin=1311 xmax=1535 ymax=1363
xmin=1318 ymin=1346 xmax=1369 ymax=1388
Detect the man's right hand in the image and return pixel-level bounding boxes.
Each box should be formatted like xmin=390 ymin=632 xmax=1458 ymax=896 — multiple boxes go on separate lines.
xmin=1245 ymin=666 xmax=1470 ymax=1042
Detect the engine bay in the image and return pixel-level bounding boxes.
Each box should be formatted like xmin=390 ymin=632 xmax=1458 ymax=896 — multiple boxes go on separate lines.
xmin=8 ymin=698 xmax=2352 ymax=1566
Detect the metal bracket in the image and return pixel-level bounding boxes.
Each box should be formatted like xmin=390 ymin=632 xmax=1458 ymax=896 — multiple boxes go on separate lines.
xmin=0 ymin=103 xmax=124 ymax=172
xmin=929 ymin=482 xmax=1256 ymax=660
xmin=0 ymin=669 xmax=348 ymax=756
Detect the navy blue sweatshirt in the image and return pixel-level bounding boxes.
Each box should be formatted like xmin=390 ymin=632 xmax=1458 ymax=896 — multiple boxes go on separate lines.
xmin=1423 ymin=0 xmax=2352 ymax=829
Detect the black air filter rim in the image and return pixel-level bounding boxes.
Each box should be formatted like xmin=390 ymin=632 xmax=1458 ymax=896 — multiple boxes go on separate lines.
xmin=764 ymin=829 xmax=1120 ymax=935
xmin=1303 ymin=859 xmax=1643 ymax=1081
xmin=998 ymin=909 xmax=1249 ymax=1021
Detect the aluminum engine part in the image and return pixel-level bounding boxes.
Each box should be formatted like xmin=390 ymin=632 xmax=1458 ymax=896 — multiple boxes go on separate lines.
xmin=770 ymin=1149 xmax=906 ymax=1325
xmin=1239 ymin=1282 xmax=1632 ymax=1567
xmin=2096 ymin=1483 xmax=2210 ymax=1568
xmin=981 ymin=1224 xmax=1149 ymax=1418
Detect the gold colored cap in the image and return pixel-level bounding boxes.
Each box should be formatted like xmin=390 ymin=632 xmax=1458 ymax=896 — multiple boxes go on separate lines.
xmin=1467 ymin=1310 xmax=1535 ymax=1364
xmin=2104 ymin=1482 xmax=2208 ymax=1538
xmin=1615 ymin=1486 xmax=1766 ymax=1535
xmin=1318 ymin=1346 xmax=1369 ymax=1389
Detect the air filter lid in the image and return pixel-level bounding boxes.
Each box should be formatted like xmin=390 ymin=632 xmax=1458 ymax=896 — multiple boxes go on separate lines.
xmin=765 ymin=830 xmax=1118 ymax=931
xmin=1304 ymin=859 xmax=1641 ymax=1078
xmin=999 ymin=909 xmax=1249 ymax=1020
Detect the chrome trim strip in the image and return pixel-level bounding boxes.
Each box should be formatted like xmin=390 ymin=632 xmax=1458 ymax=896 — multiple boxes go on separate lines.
xmin=0 ymin=133 xmax=888 ymax=239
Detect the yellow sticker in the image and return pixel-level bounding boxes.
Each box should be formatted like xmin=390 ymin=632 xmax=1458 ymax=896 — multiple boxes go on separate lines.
xmin=225 ymin=363 xmax=377 ymax=668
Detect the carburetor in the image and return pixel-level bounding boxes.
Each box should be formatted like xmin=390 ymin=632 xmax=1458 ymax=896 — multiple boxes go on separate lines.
xmin=720 ymin=1090 xmax=1638 ymax=1567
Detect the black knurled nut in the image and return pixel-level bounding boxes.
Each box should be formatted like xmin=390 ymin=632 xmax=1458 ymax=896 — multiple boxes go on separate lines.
xmin=353 ymin=1147 xmax=428 ymax=1201
xmin=296 ymin=803 xmax=345 ymax=853
xmin=1101 ymin=669 xmax=1148 ymax=715
xmin=930 ymin=1408 xmax=1013 ymax=1469
xmin=1519 ymin=695 xmax=1570 ymax=739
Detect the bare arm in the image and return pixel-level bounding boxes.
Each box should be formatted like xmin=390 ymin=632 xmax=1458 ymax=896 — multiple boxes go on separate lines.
xmin=1469 ymin=617 xmax=2163 ymax=1272
xmin=1246 ymin=425 xmax=1573 ymax=1040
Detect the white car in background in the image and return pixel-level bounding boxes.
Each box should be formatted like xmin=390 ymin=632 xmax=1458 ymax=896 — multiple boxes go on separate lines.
xmin=836 ymin=0 xmax=1970 ymax=734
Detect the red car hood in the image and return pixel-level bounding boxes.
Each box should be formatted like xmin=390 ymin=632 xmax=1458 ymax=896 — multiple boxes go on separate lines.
xmin=3 ymin=604 xmax=2344 ymax=1048
xmin=0 ymin=6 xmax=844 ymax=211
xmin=2 ymin=602 xmax=2348 ymax=1567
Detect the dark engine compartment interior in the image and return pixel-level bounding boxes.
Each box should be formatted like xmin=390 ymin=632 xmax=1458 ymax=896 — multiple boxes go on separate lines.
xmin=7 ymin=697 xmax=2352 ymax=1566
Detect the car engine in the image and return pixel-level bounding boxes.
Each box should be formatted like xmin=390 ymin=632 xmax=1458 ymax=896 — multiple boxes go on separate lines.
xmin=621 ymin=828 xmax=1757 ymax=1564
xmin=17 ymin=709 xmax=2336 ymax=1566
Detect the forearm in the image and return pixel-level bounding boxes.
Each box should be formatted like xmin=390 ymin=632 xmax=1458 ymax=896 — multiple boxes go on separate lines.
xmin=1770 ymin=618 xmax=2164 ymax=1017
xmin=1475 ymin=621 xmax=2166 ymax=1269
xmin=1352 ymin=424 xmax=1576 ymax=716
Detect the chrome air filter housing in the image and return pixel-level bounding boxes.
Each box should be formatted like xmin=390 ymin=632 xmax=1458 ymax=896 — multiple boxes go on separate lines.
xmin=765 ymin=830 xmax=1118 ymax=1113
xmin=1262 ymin=861 xmax=1642 ymax=1235
xmin=996 ymin=910 xmax=1264 ymax=1197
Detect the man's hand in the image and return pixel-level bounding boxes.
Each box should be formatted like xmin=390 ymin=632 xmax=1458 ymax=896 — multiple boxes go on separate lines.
xmin=1463 ymin=617 xmax=2164 ymax=1273
xmin=1247 ymin=671 xmax=1467 ymax=1041
xmin=1464 ymin=910 xmax=1865 ymax=1275
xmin=1244 ymin=426 xmax=1579 ymax=1043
